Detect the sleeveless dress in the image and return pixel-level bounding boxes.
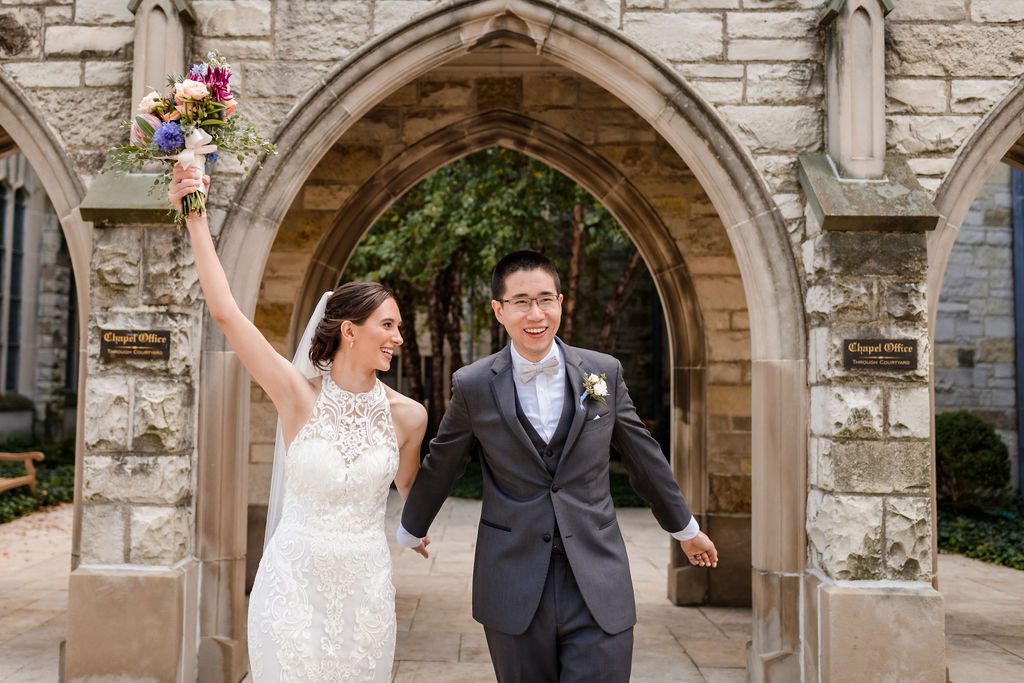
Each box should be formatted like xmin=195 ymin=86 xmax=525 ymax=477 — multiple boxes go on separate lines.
xmin=247 ymin=376 xmax=399 ymax=683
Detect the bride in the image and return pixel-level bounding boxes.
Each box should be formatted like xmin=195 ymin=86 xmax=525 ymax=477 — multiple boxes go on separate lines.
xmin=168 ymin=167 xmax=429 ymax=681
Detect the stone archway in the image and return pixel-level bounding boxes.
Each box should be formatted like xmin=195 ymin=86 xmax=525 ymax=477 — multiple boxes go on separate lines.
xmin=196 ymin=2 xmax=806 ymax=679
xmin=291 ymin=107 xmax=710 ymax=599
xmin=0 ymin=70 xmax=92 ymax=567
xmin=929 ymin=79 xmax=1024 ymax=322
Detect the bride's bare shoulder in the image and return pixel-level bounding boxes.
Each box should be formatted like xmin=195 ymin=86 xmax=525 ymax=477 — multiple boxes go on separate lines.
xmin=383 ymin=385 xmax=427 ymax=429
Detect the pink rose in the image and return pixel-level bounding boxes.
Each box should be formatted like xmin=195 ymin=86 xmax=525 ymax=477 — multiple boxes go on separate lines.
xmin=174 ymin=78 xmax=209 ymax=101
xmin=222 ymin=95 xmax=237 ymax=118
xmin=137 ymin=90 xmax=163 ymax=114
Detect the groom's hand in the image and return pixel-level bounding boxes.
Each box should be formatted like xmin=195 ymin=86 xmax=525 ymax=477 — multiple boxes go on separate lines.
xmin=680 ymin=532 xmax=718 ymax=568
xmin=412 ymin=535 xmax=431 ymax=559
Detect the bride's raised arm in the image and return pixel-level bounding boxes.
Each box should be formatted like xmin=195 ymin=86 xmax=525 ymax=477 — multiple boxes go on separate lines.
xmin=169 ymin=165 xmax=313 ymax=429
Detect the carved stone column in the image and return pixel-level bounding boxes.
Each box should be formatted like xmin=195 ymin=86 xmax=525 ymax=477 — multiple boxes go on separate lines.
xmin=63 ymin=178 xmax=203 ymax=682
xmin=129 ymin=0 xmax=196 ymax=107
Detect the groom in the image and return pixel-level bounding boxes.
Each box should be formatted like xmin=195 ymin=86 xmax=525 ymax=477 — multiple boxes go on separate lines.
xmin=398 ymin=250 xmax=717 ymax=682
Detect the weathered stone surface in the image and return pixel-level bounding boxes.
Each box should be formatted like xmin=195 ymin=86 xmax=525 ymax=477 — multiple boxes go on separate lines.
xmin=887 ymin=25 xmax=1024 ymax=78
xmin=374 ymin=1 xmax=444 ymax=36
xmin=194 ymin=0 xmax=271 ymax=37
xmin=888 ymin=115 xmax=980 ymax=155
xmin=726 ymin=39 xmax=817 ymax=61
xmin=3 ymin=60 xmax=79 ymax=87
xmin=129 ymin=506 xmax=190 ymax=565
xmin=745 ymin=63 xmax=822 ymax=104
xmin=884 ymin=496 xmax=932 ymax=580
xmin=887 ymin=386 xmax=931 ymax=438
xmin=44 ymin=25 xmax=132 ymax=57
xmin=193 ymin=36 xmax=273 ymax=60
xmin=810 ymin=385 xmax=884 ymax=438
xmin=80 ymin=504 xmax=126 ymax=564
xmin=245 ymin=61 xmax=333 ymax=99
xmin=667 ymin=0 xmax=739 ymax=8
xmin=83 ymin=376 xmax=130 ymax=451
xmin=143 ymin=228 xmax=202 ymax=306
xmin=0 ymin=8 xmax=43 ymax=59
xmin=889 ymin=0 xmax=967 ymax=21
xmin=27 ymin=87 xmax=130 ymax=150
xmin=884 ymin=281 xmax=926 ymax=321
xmin=75 ymin=0 xmax=134 ymax=24
xmin=807 ymin=490 xmax=883 ymax=579
xmin=274 ymin=1 xmax=371 ymax=60
xmin=91 ymin=228 xmax=142 ymax=302
xmin=950 ymin=79 xmax=1016 ymax=114
xmin=726 ymin=11 xmax=817 ymax=39
xmin=84 ymin=60 xmax=131 ymax=87
xmin=133 ymin=381 xmax=193 ymax=453
xmin=886 ymin=79 xmax=947 ymax=114
xmin=719 ymin=105 xmax=822 ymax=153
xmin=824 ymin=233 xmax=928 ymax=278
xmin=84 ymin=455 xmax=193 ymax=505
xmin=971 ymin=0 xmax=1024 ymax=23
xmin=44 ymin=5 xmax=73 ymax=25
xmin=622 ymin=13 xmax=724 ymax=61
xmin=816 ymin=439 xmax=931 ymax=493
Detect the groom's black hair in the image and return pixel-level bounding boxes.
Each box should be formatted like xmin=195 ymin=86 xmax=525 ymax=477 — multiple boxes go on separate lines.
xmin=491 ymin=250 xmax=561 ymax=300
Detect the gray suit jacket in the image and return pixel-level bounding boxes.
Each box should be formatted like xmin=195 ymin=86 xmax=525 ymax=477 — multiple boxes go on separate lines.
xmin=401 ymin=339 xmax=693 ymax=635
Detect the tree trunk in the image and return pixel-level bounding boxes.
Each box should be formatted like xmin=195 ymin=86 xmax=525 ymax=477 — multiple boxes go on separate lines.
xmin=443 ymin=264 xmax=464 ymax=375
xmin=427 ymin=279 xmax=446 ymax=436
xmin=391 ymin=281 xmax=423 ymax=403
xmin=597 ymin=251 xmax=643 ymax=353
xmin=562 ymin=203 xmax=583 ymax=344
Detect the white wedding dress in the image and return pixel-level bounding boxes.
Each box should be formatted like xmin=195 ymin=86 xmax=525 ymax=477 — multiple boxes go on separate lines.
xmin=248 ymin=375 xmax=399 ymax=683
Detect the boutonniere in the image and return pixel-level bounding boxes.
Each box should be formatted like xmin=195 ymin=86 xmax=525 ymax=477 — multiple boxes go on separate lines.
xmin=581 ymin=372 xmax=609 ymax=406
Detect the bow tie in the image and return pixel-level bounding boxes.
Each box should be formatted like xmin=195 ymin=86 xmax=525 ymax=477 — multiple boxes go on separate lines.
xmin=517 ymin=357 xmax=560 ymax=383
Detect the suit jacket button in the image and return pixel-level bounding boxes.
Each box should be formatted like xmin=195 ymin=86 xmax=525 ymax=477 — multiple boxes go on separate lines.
xmin=551 ymin=485 xmax=560 ymax=493
xmin=542 ymin=533 xmax=552 ymax=543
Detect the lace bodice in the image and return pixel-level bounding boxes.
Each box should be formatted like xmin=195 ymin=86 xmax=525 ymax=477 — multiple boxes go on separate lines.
xmin=281 ymin=375 xmax=400 ymax=537
xmin=248 ymin=374 xmax=399 ymax=683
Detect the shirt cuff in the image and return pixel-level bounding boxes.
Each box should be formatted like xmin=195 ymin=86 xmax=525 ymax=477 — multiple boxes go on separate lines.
xmin=396 ymin=523 xmax=424 ymax=548
xmin=670 ymin=516 xmax=700 ymax=542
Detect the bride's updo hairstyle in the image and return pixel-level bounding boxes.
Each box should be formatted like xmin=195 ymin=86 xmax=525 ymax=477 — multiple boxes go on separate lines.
xmin=309 ymin=281 xmax=395 ymax=370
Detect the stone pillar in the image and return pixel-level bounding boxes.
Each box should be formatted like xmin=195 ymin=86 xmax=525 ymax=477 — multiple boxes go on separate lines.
xmin=64 ymin=175 xmax=203 ymax=683
xmin=798 ymin=155 xmax=946 ymax=682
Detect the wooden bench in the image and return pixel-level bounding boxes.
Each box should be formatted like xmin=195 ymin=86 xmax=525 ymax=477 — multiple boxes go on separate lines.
xmin=0 ymin=451 xmax=45 ymax=495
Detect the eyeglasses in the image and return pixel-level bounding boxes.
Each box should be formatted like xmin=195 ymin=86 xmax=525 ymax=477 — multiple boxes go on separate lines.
xmin=499 ymin=295 xmax=561 ymax=313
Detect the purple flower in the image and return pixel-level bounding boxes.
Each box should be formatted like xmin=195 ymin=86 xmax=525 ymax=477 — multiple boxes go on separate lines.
xmin=203 ymin=65 xmax=232 ymax=102
xmin=152 ymin=121 xmax=184 ymax=154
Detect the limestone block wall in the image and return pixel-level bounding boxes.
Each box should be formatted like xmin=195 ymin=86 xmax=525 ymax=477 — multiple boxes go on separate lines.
xmin=887 ymin=0 xmax=1024 ymax=193
xmin=79 ymin=225 xmax=202 ymax=566
xmin=935 ymin=162 xmax=1018 ymax=477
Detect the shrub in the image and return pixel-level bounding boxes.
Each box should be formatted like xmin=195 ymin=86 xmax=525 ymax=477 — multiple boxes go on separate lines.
xmin=935 ymin=410 xmax=1011 ymax=513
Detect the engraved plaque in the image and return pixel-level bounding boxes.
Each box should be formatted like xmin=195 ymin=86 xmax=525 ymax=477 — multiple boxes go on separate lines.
xmin=843 ymin=339 xmax=917 ymax=371
xmin=100 ymin=329 xmax=171 ymax=361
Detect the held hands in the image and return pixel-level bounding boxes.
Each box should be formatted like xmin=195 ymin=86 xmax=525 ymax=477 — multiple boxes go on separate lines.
xmin=167 ymin=165 xmax=210 ymax=215
xmin=680 ymin=531 xmax=718 ymax=568
xmin=412 ymin=535 xmax=431 ymax=559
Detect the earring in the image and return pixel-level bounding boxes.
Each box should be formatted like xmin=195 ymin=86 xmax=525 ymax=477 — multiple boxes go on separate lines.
xmin=349 ymin=339 xmax=354 ymax=348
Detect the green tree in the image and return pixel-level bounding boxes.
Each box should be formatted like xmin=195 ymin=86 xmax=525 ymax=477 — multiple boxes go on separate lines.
xmin=346 ymin=148 xmax=639 ymax=431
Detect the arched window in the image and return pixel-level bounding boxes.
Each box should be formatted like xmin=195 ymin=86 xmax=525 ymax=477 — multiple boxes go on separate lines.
xmin=4 ymin=187 xmax=25 ymax=391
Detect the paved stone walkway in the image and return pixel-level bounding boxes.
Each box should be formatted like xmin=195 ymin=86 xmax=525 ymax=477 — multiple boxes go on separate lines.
xmin=1 ymin=499 xmax=1022 ymax=682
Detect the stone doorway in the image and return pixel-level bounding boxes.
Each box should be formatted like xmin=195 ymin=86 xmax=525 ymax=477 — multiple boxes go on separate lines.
xmin=197 ymin=5 xmax=806 ymax=681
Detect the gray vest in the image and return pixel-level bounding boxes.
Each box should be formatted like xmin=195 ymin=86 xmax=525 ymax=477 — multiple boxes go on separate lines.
xmin=514 ymin=374 xmax=576 ymax=547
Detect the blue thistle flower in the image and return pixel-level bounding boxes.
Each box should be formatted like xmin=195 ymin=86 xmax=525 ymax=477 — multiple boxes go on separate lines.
xmin=152 ymin=121 xmax=184 ymax=154
xmin=205 ymin=152 xmax=219 ymax=167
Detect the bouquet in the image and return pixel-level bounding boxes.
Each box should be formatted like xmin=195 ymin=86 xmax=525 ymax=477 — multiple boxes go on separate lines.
xmin=104 ymin=51 xmax=275 ymax=222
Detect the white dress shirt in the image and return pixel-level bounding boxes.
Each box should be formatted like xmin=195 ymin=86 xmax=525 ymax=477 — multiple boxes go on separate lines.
xmin=509 ymin=341 xmax=564 ymax=442
xmin=396 ymin=341 xmax=700 ymax=547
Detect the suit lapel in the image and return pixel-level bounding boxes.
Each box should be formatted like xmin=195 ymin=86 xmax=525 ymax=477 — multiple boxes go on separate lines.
xmin=490 ymin=348 xmax=548 ymax=469
xmin=559 ymin=341 xmax=589 ymax=458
